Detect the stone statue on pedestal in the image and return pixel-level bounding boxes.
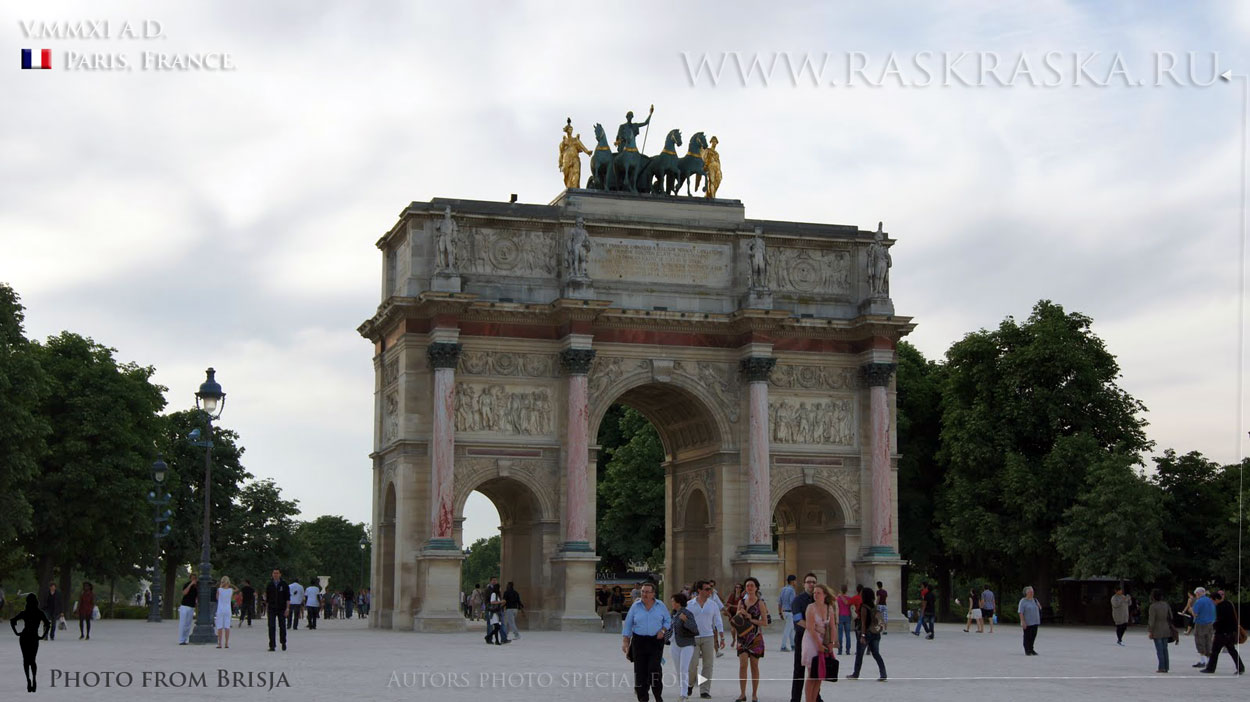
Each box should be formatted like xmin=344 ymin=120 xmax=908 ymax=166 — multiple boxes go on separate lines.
xmin=748 ymin=226 xmax=767 ymax=290
xmin=867 ymin=221 xmax=891 ymax=297
xmin=567 ymin=216 xmax=591 ymax=281
xmin=435 ymin=206 xmax=458 ymax=273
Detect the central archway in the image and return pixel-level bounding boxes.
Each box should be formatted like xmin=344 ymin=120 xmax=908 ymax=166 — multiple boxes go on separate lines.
xmin=590 ymin=375 xmax=738 ymax=595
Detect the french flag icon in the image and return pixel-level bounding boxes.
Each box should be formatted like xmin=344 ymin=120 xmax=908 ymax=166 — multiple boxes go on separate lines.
xmin=22 ymin=49 xmax=52 ymax=69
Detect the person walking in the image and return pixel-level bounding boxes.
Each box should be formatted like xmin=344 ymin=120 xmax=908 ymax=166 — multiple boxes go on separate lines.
xmin=469 ymin=585 xmax=483 ymax=621
xmin=287 ymin=578 xmax=303 ymax=631
xmin=912 ymin=582 xmax=935 ymax=639
xmin=1200 ymin=590 xmax=1245 ymax=675
xmin=961 ymin=587 xmax=982 ymax=633
xmin=834 ymin=585 xmax=853 ymax=654
xmin=1189 ymin=587 xmax=1215 ymax=669
xmin=1146 ymin=588 xmax=1174 ymax=673
xmin=1111 ymin=585 xmax=1131 ymax=646
xmin=802 ymin=584 xmax=837 ymax=702
xmin=847 ymin=586 xmax=887 ymax=681
xmin=484 ymin=590 xmax=504 ymax=645
xmin=177 ymin=576 xmax=197 ymax=645
xmin=265 ymin=569 xmax=290 ymax=652
xmin=980 ymin=585 xmax=996 ymax=633
xmin=622 ymin=582 xmax=671 ymax=702
xmin=687 ymin=579 xmax=725 ymax=700
xmin=733 ymin=577 xmax=769 ymax=702
xmin=344 ymin=586 xmax=356 ymax=619
xmin=11 ymin=593 xmax=52 ymax=692
xmin=304 ymin=580 xmax=321 ymax=630
xmin=40 ymin=584 xmax=62 ymax=642
xmin=215 ymin=576 xmax=234 ymax=649
xmin=1018 ymin=586 xmax=1042 ymax=655
xmin=788 ymin=574 xmax=821 ymax=702
xmin=75 ymin=582 xmax=95 ymax=640
xmin=669 ymin=592 xmax=701 ymax=702
xmin=239 ymin=580 xmax=255 ymax=626
xmin=875 ymin=581 xmax=889 ymax=635
xmin=778 ymin=575 xmax=797 ymax=652
xmin=503 ymin=582 xmax=524 ymax=641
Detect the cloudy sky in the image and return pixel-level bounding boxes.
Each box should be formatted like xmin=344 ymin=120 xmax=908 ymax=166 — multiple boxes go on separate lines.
xmin=4 ymin=1 xmax=1248 ymax=547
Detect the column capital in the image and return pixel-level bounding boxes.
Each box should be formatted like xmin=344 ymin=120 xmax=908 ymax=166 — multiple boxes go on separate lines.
xmin=559 ymin=348 xmax=597 ymax=375
xmin=426 ymin=342 xmax=462 ymax=369
xmin=738 ymin=356 xmax=777 ymax=383
xmin=859 ymin=362 xmax=896 ymax=387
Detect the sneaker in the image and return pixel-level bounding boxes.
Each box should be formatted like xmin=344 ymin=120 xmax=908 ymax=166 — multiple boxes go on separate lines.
xmin=700 ymin=694 xmax=711 ymax=699
xmin=878 ymin=677 xmax=887 ymax=682
xmin=1116 ymin=641 xmax=1124 ymax=646
xmin=912 ymin=631 xmax=920 ymax=637
xmin=925 ymin=634 xmax=934 ymax=640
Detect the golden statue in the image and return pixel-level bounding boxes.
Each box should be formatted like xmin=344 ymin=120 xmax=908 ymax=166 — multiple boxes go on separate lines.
xmin=558 ymin=118 xmax=593 ymax=189
xmin=703 ymin=135 xmax=722 ymax=198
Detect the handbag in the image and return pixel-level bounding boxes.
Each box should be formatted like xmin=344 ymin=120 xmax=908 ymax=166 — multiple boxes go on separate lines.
xmin=92 ymin=605 xmax=101 ymax=621
xmin=811 ymin=653 xmax=839 ymax=681
xmin=1239 ymin=626 xmax=1248 ymax=645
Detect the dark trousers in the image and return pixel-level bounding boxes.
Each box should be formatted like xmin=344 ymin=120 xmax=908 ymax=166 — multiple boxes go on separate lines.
xmin=1203 ymin=632 xmax=1245 ymax=673
xmin=78 ymin=615 xmax=91 ymax=638
xmin=1115 ymin=623 xmax=1128 ymax=642
xmin=239 ymin=602 xmax=253 ymax=625
xmin=43 ymin=611 xmax=56 ymax=640
xmin=630 ymin=636 xmax=664 ymax=702
xmin=288 ymin=604 xmax=302 ymax=629
xmin=267 ymin=609 xmax=287 ymax=649
xmin=345 ymin=601 xmax=354 ymax=619
xmin=852 ymin=632 xmax=887 ymax=678
xmin=307 ymin=606 xmax=319 ymax=629
xmin=1023 ymin=624 xmax=1039 ymax=654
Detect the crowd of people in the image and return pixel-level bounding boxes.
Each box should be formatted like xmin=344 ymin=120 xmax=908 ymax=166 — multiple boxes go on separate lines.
xmin=621 ymin=574 xmax=890 ymax=702
xmin=461 ymin=577 xmax=525 ymax=645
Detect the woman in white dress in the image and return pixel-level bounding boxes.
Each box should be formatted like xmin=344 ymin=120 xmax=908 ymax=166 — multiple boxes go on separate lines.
xmin=215 ymin=576 xmax=234 ymax=649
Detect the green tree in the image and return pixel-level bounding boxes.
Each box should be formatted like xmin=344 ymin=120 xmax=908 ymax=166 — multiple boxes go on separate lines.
xmin=218 ymin=479 xmax=313 ymax=591
xmin=156 ymin=410 xmax=251 ymax=617
xmin=1151 ymin=449 xmax=1223 ymax=589
xmin=1054 ymin=443 xmax=1167 ymax=580
xmin=938 ymin=301 xmax=1150 ymax=604
xmin=461 ymin=535 xmax=500 ymax=590
xmin=1208 ymin=458 xmax=1249 ymax=587
xmin=0 ymin=284 xmax=48 ymax=578
xmin=596 ymin=407 xmax=665 ymax=573
xmin=27 ymin=332 xmax=167 ymax=602
xmin=295 ymin=515 xmax=370 ymax=591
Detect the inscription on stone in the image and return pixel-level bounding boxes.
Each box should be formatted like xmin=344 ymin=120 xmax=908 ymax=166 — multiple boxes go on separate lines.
xmin=589 ymin=237 xmax=732 ymax=286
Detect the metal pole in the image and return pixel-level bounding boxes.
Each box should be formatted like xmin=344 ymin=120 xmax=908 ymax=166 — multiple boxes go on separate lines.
xmin=190 ymin=418 xmax=215 ymax=643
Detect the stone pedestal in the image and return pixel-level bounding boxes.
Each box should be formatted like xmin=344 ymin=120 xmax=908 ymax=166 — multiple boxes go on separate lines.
xmin=431 ymin=271 xmax=461 ymax=293
xmin=852 ymin=555 xmax=905 ymax=633
xmin=731 ymin=550 xmax=781 ymax=599
xmin=741 ymin=288 xmax=773 ymax=310
xmin=564 ymin=277 xmax=595 ymax=299
xmin=858 ymin=296 xmax=894 ymax=316
xmin=550 ymin=551 xmax=601 ymax=631
xmin=413 ymin=547 xmax=466 ymax=632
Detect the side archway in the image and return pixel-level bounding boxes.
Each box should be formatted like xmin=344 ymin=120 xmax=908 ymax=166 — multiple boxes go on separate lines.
xmin=772 ymin=485 xmax=847 ymax=589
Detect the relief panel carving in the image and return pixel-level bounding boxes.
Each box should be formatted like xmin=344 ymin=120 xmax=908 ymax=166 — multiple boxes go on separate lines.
xmin=455 ymin=228 xmax=558 ymax=277
xmin=769 ymin=364 xmax=856 ymax=391
xmin=454 ymin=382 xmax=554 ymax=436
xmin=765 ymin=247 xmax=851 ymax=295
xmin=458 ymin=350 xmax=558 ymax=378
xmin=769 ymin=397 xmax=855 ymax=445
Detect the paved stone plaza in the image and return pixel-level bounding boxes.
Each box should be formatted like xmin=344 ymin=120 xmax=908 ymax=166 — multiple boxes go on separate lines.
xmin=14 ymin=618 xmax=1242 ymax=701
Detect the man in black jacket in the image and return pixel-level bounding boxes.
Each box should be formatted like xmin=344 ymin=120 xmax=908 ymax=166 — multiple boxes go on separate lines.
xmin=239 ymin=580 xmax=255 ymax=626
xmin=503 ymin=582 xmax=524 ymax=641
xmin=265 ymin=569 xmax=291 ymax=652
xmin=1201 ymin=590 xmax=1245 ymax=674
xmin=41 ymin=584 xmax=63 ymax=641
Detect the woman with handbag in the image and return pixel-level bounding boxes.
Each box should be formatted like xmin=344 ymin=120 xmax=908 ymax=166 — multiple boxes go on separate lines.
xmin=75 ymin=582 xmax=94 ymax=640
xmin=802 ymin=584 xmax=838 ymax=702
xmin=733 ymin=577 xmax=769 ymax=702
xmin=1146 ymin=588 xmax=1174 ymax=673
xmin=848 ymin=586 xmax=887 ymax=681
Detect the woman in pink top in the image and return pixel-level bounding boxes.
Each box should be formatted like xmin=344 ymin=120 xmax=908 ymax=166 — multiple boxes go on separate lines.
xmin=835 ymin=585 xmax=853 ymax=655
xmin=803 ymin=584 xmax=837 ymax=702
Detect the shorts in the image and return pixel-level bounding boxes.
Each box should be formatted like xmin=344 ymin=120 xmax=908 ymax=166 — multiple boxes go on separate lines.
xmin=970 ymin=608 xmax=982 ymax=619
xmin=982 ymin=608 xmax=994 ymax=619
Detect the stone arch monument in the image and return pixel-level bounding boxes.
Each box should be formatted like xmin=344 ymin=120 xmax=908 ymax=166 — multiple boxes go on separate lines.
xmin=358 ymin=189 xmax=914 ymax=631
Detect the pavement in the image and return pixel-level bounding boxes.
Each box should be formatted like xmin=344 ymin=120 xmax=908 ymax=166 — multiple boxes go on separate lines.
xmin=8 ymin=618 xmax=1244 ymax=701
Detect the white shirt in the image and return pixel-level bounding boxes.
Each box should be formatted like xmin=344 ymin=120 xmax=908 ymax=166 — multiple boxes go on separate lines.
xmin=304 ymin=585 xmax=321 ymax=608
xmin=709 ymin=591 xmax=724 ymax=610
xmin=687 ymin=597 xmax=724 ymax=637
xmin=289 ymin=582 xmax=303 ymax=604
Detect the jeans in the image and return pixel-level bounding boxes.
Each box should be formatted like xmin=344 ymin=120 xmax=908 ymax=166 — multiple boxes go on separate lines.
xmin=1153 ymin=637 xmax=1170 ymax=672
xmin=288 ymin=604 xmax=302 ymax=630
xmin=1023 ymin=624 xmax=1039 ymax=654
xmin=177 ymin=605 xmax=195 ymax=644
xmin=1115 ymin=623 xmax=1128 ymax=642
xmin=852 ymin=632 xmax=887 ymax=678
xmin=877 ymin=604 xmax=888 ymax=630
xmin=780 ymin=611 xmax=794 ymax=650
xmin=504 ymin=608 xmax=520 ymax=639
xmin=913 ymin=613 xmax=934 ymax=636
xmin=837 ymin=614 xmax=853 ymax=652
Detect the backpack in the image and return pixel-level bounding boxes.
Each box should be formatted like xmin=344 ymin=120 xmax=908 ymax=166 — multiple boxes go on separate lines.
xmin=868 ymin=606 xmax=884 ymax=634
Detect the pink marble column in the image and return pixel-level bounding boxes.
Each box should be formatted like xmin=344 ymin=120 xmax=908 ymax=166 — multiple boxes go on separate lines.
xmin=427 ymin=342 xmax=462 ymax=548
xmin=560 ymin=348 xmax=596 ymax=551
xmin=862 ymin=362 xmax=897 ymax=555
xmin=740 ymin=357 xmax=776 ymax=551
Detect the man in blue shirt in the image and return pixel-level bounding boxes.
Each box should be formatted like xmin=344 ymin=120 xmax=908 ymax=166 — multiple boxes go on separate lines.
xmin=622 ymin=582 xmax=670 ymax=702
xmin=1190 ymin=587 xmax=1216 ymax=668
xmin=778 ymin=575 xmax=797 ymax=652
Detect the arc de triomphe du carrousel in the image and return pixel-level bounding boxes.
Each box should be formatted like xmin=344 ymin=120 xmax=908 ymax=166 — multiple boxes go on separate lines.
xmin=358 ymin=118 xmax=913 ymax=631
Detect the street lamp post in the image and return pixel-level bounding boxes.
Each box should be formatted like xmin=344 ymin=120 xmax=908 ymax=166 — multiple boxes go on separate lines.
xmin=188 ymin=368 xmax=225 ymax=644
xmin=146 ymin=457 xmax=171 ymax=623
xmin=358 ymin=535 xmax=370 ymax=589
